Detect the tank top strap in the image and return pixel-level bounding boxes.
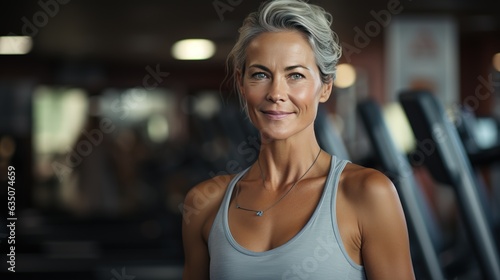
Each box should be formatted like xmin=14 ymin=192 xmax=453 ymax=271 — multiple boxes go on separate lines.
xmin=327 ymin=155 xmax=350 ymax=199
xmin=309 ymin=154 xmax=350 ymax=229
xmin=208 ymin=166 xmax=250 ymax=254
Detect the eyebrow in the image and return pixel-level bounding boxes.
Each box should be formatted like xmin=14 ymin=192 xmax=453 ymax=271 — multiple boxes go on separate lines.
xmin=248 ymin=64 xmax=310 ymax=72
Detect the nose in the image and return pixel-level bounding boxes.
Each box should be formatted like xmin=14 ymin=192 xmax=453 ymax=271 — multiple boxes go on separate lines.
xmin=266 ymin=78 xmax=288 ymax=103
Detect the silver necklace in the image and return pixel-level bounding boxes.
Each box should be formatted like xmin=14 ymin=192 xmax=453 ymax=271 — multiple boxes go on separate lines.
xmin=235 ymin=149 xmax=322 ymax=217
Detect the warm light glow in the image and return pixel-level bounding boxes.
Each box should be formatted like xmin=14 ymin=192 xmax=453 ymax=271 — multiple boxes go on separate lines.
xmin=171 ymin=39 xmax=216 ymax=60
xmin=0 ymin=36 xmax=32 ymax=55
xmin=194 ymin=92 xmax=221 ymax=119
xmin=147 ymin=114 xmax=169 ymax=143
xmin=383 ymin=102 xmax=416 ymax=153
xmin=334 ymin=64 xmax=357 ymax=88
xmin=493 ymin=53 xmax=500 ymax=72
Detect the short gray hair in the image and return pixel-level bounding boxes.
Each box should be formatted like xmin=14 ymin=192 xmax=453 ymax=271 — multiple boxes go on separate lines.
xmin=226 ymin=0 xmax=342 ymax=103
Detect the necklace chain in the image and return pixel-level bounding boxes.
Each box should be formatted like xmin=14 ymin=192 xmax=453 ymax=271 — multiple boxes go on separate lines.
xmin=235 ymin=149 xmax=322 ymax=217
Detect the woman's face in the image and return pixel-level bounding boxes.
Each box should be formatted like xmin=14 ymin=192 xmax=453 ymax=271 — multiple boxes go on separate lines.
xmin=239 ymin=31 xmax=332 ymax=141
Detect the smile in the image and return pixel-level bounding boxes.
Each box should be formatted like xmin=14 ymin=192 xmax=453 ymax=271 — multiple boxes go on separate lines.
xmin=261 ymin=110 xmax=294 ymax=120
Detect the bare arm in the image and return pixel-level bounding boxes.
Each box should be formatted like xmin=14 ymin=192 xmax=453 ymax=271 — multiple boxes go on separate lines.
xmin=359 ymin=170 xmax=415 ymax=279
xmin=182 ymin=176 xmax=230 ymax=280
xmin=182 ymin=184 xmax=210 ymax=280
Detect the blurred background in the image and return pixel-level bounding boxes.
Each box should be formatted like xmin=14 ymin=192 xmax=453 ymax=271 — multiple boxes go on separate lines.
xmin=0 ymin=0 xmax=499 ymax=279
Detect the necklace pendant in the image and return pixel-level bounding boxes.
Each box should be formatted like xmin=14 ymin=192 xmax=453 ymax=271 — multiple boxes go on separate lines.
xmin=256 ymin=211 xmax=263 ymax=217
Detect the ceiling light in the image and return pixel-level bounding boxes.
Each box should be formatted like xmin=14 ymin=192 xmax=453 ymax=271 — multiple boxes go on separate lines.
xmin=334 ymin=63 xmax=357 ymax=89
xmin=171 ymin=39 xmax=216 ymax=60
xmin=0 ymin=36 xmax=32 ymax=55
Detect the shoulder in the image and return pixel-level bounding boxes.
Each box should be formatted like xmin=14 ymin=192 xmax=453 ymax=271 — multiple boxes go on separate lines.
xmin=182 ymin=173 xmax=236 ymax=240
xmin=341 ymin=165 xmax=414 ymax=278
xmin=340 ymin=162 xmax=395 ymax=194
xmin=181 ymin=174 xmax=235 ymax=279
xmin=340 ymin=163 xmax=403 ymax=223
xmin=182 ymin=174 xmax=233 ymax=225
xmin=341 ymin=163 xmax=397 ymax=203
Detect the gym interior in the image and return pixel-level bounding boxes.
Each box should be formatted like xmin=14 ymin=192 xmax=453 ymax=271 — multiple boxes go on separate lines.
xmin=0 ymin=0 xmax=499 ymax=279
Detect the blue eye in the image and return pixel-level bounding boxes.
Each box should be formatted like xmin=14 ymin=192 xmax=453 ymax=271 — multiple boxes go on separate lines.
xmin=251 ymin=72 xmax=268 ymax=80
xmin=290 ymin=73 xmax=305 ymax=80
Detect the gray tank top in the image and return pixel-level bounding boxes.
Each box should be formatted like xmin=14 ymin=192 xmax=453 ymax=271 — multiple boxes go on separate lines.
xmin=208 ymin=155 xmax=366 ymax=279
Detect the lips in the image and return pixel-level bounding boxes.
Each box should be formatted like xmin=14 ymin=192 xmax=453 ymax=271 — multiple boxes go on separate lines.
xmin=261 ymin=110 xmax=294 ymax=120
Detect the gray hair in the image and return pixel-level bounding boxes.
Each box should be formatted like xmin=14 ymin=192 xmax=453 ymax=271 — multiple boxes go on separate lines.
xmin=226 ymin=0 xmax=342 ymax=108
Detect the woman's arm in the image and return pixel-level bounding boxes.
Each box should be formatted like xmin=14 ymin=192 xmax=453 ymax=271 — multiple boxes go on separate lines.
xmin=358 ymin=170 xmax=415 ymax=280
xmin=182 ymin=183 xmax=211 ymax=280
xmin=182 ymin=176 xmax=230 ymax=280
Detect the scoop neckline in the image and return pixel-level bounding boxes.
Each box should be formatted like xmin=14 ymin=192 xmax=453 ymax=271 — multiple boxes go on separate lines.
xmin=222 ymin=155 xmax=336 ymax=256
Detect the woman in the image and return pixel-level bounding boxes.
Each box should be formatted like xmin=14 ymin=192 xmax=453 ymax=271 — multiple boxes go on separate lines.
xmin=182 ymin=0 xmax=415 ymax=279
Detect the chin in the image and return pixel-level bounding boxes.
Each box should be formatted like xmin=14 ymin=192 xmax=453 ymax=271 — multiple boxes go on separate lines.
xmin=259 ymin=128 xmax=295 ymax=142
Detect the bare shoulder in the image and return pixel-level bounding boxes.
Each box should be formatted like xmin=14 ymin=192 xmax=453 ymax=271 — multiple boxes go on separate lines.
xmin=182 ymin=174 xmax=236 ymax=279
xmin=341 ymin=164 xmax=414 ymax=279
xmin=340 ymin=163 xmax=399 ymax=211
xmin=182 ymin=174 xmax=234 ymax=236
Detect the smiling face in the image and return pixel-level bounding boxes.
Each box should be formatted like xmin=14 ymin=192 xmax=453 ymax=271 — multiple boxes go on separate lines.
xmin=239 ymin=31 xmax=332 ymax=141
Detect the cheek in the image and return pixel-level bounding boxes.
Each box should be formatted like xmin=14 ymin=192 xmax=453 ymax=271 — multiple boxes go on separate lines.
xmin=242 ymin=83 xmax=266 ymax=104
xmin=292 ymin=83 xmax=322 ymax=104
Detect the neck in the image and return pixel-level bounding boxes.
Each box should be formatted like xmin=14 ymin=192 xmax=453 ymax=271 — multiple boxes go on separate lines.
xmin=256 ymin=129 xmax=322 ymax=191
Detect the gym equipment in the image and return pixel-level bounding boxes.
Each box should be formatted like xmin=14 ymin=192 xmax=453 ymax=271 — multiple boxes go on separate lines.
xmin=358 ymin=99 xmax=445 ymax=280
xmin=399 ymin=90 xmax=500 ymax=280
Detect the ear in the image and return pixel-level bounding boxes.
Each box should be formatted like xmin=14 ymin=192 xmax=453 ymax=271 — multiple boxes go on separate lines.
xmin=319 ymin=80 xmax=333 ymax=103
